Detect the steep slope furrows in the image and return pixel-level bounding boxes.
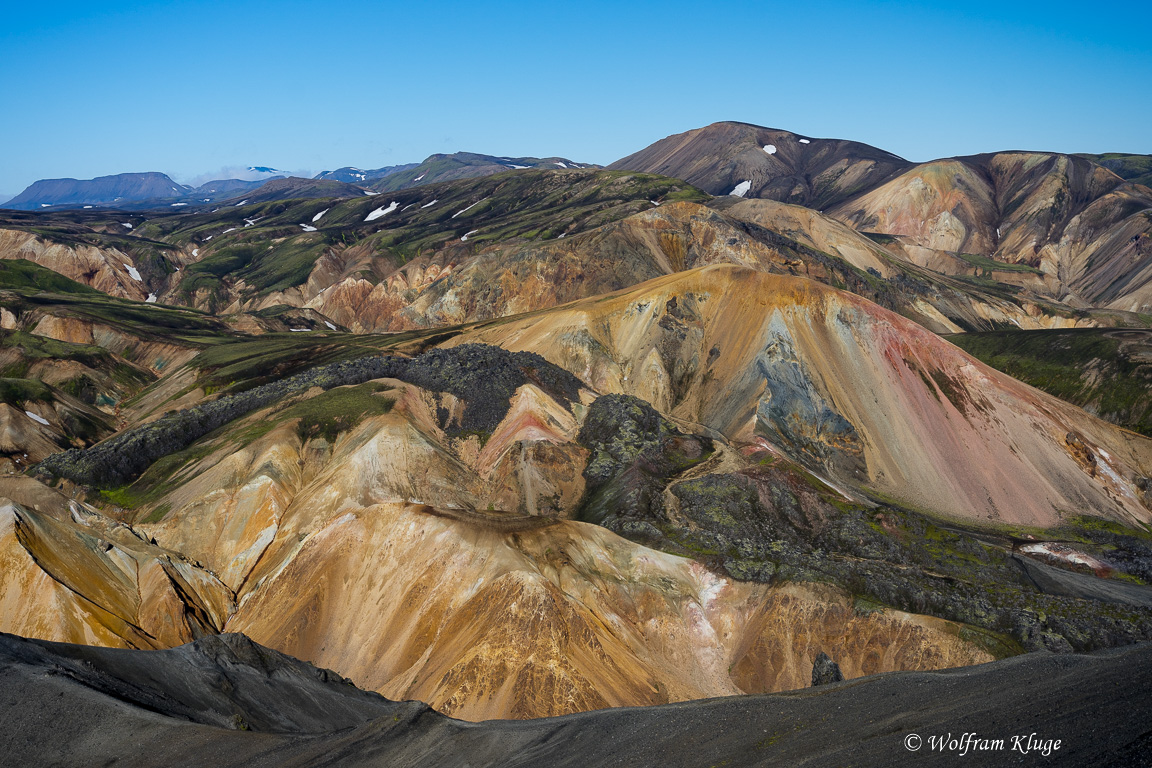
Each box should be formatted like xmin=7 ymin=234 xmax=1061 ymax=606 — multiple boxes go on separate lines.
xmin=0 ymin=480 xmax=233 ymax=648
xmin=830 ymin=151 xmax=1152 ymax=312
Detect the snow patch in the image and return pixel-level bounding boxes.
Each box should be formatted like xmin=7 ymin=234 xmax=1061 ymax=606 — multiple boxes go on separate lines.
xmin=24 ymin=410 xmax=49 ymax=426
xmin=170 ymin=202 xmax=187 ymax=207
xmin=365 ymin=201 xmax=399 ymax=221
xmin=235 ymin=200 xmax=248 ymax=206
xmin=122 ymin=222 xmax=133 ymax=229
xmin=312 ymin=208 xmax=328 ymax=222
xmin=1020 ymin=543 xmax=1106 ymax=571
xmin=289 ymin=328 xmax=312 ymax=332
xmin=554 ymin=161 xmax=567 ymax=168
xmin=461 ymin=229 xmax=479 ymax=241
xmin=192 ymin=249 xmax=199 ymax=257
xmin=39 ymin=204 xmax=51 ymax=208
xmin=324 ymin=320 xmax=337 ymax=330
xmin=650 ymin=200 xmax=660 ymax=206
xmin=798 ymin=138 xmax=810 ymax=144
xmin=145 ymin=293 xmax=157 ymax=303
xmin=126 ymin=265 xmax=142 ymax=282
xmin=222 ymin=228 xmax=237 ymax=234
xmin=506 ymin=164 xmax=528 ymax=169
xmin=763 ymin=144 xmax=777 ymax=154
xmin=452 ymin=198 xmax=486 ymax=218
xmin=729 ymin=180 xmax=752 ymax=197
xmin=413 ymin=172 xmax=427 ymax=181
xmin=300 ymin=224 xmax=317 ymax=232
xmin=203 ymin=235 xmax=212 ymax=241
xmin=83 ymin=205 xmax=93 ymax=209
xmin=421 ymin=199 xmax=438 ymax=208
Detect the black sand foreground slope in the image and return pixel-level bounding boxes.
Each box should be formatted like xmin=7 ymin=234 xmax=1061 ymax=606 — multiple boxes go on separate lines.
xmin=2 ymin=633 xmax=1150 ymax=767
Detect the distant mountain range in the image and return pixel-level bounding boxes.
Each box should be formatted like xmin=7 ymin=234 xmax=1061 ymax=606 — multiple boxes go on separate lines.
xmin=5 ymin=172 xmax=190 ymax=210
xmin=314 ymin=164 xmax=419 ymax=184
xmin=2 ymin=154 xmax=599 ymax=211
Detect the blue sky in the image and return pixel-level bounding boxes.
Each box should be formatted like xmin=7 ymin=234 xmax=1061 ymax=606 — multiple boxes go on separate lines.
xmin=1 ymin=0 xmax=1149 ymax=197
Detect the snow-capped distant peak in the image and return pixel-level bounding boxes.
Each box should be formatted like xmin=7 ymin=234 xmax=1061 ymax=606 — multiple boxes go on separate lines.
xmin=247 ymin=166 xmax=283 ymax=175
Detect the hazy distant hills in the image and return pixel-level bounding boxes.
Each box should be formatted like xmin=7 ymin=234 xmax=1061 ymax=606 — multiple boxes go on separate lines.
xmin=2 ymin=170 xmax=299 ymax=211
xmin=3 ymin=154 xmax=599 ymax=211
xmin=5 ymin=172 xmax=189 ymax=210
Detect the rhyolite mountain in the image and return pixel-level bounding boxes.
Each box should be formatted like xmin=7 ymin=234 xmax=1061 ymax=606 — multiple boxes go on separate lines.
xmin=2 ymin=121 xmax=1152 ymax=732
xmin=608 ymin=120 xmax=912 ymax=209
xmin=614 ymin=121 xmax=1152 ymax=313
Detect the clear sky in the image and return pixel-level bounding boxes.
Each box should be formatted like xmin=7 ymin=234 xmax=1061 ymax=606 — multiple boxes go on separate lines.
xmin=1 ymin=0 xmax=1149 ymax=198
